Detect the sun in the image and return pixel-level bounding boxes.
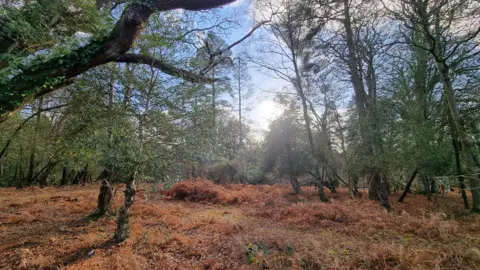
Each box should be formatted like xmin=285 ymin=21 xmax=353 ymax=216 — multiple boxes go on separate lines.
xmin=256 ymin=100 xmax=284 ymax=130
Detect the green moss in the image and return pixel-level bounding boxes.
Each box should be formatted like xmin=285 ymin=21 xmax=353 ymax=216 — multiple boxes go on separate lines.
xmin=0 ymin=35 xmax=109 ymax=116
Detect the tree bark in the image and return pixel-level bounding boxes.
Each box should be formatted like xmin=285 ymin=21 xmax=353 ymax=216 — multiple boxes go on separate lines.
xmin=12 ymin=161 xmax=19 ymax=187
xmin=301 ymin=95 xmax=328 ymax=202
xmin=36 ymin=161 xmax=57 ymax=187
xmin=0 ymin=154 xmax=3 ymax=178
xmin=14 ymin=146 xmax=24 ymax=188
xmin=424 ymin=175 xmax=432 ymax=201
xmin=452 ymin=136 xmax=469 ymax=209
xmin=297 ymin=81 xmax=328 ymax=202
xmin=342 ymin=0 xmax=367 ymax=120
xmin=26 ymin=97 xmax=44 ymax=186
xmin=60 ymin=167 xmax=68 ymax=186
xmin=334 ymin=106 xmax=358 ymax=198
xmin=398 ymin=168 xmax=418 ymax=203
xmin=440 ymin=74 xmax=470 ymax=210
xmin=211 ymin=67 xmax=216 ymax=128
xmin=367 ymin=169 xmax=390 ymax=209
xmin=89 ymin=179 xmax=113 ymax=218
xmin=97 ymin=168 xmax=116 ymax=184
xmin=285 ymin=141 xmax=301 ymax=194
xmin=115 ymin=168 xmax=137 ymax=242
xmin=71 ymin=169 xmax=80 ymax=185
xmin=237 ymin=58 xmax=243 ymax=150
xmin=0 ymin=4 xmax=153 ymax=118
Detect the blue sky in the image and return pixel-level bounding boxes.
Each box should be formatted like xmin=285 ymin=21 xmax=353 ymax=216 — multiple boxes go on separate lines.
xmin=108 ymin=0 xmax=285 ymax=138
xmin=208 ymin=0 xmax=290 ymax=137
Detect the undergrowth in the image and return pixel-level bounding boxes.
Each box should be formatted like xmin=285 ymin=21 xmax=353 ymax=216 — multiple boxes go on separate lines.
xmin=1 ymin=180 xmax=480 ymax=269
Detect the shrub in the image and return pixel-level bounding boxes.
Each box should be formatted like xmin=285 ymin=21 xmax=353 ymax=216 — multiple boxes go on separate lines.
xmin=166 ymin=179 xmax=224 ymax=202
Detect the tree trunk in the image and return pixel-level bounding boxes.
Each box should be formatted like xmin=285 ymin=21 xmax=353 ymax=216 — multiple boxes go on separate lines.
xmin=436 ymin=61 xmax=480 ymax=212
xmin=348 ymin=173 xmax=360 ymax=198
xmin=115 ymin=168 xmax=137 ymax=243
xmin=290 ymin=46 xmax=327 ymax=201
xmin=300 ymin=95 xmax=328 ymax=202
xmin=60 ymin=167 xmax=68 ymax=186
xmin=1 ymin=0 xmax=234 ymax=121
xmin=211 ymin=67 xmax=216 ymax=128
xmin=334 ymin=107 xmax=358 ymax=198
xmin=25 ymin=153 xmax=36 ymax=185
xmin=285 ymin=141 xmax=301 ymax=194
xmin=325 ymin=168 xmax=337 ymax=193
xmin=426 ymin=177 xmax=432 ymax=201
xmin=342 ymin=0 xmax=367 ymax=120
xmin=347 ymin=173 xmax=354 ymax=199
xmin=12 ymin=161 xmax=19 ymax=187
xmin=26 ymin=97 xmax=44 ymax=186
xmin=420 ymin=174 xmax=432 ymax=201
xmin=15 ymin=147 xmax=24 ymax=188
xmin=71 ymin=169 xmax=80 ymax=185
xmin=342 ymin=0 xmax=388 ymax=208
xmin=398 ymin=168 xmax=418 ymax=202
xmin=368 ymin=169 xmax=390 ymax=209
xmin=452 ymin=137 xmax=469 ymax=209
xmin=97 ymin=168 xmax=116 ymax=184
xmin=78 ymin=164 xmax=89 ymax=185
xmin=430 ymin=178 xmax=436 ymax=194
xmin=0 ymin=152 xmax=4 ymax=177
xmin=238 ymin=58 xmax=243 ymax=149
xmin=89 ymin=179 xmax=113 ymax=218
xmin=446 ymin=99 xmax=470 ymax=209
xmin=36 ymin=161 xmax=57 ymax=187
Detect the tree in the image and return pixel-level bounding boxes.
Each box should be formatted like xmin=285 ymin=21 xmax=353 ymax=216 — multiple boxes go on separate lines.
xmin=231 ymin=56 xmax=252 ymax=151
xmin=252 ymin=0 xmax=329 ymax=201
xmin=0 ymin=0 xmax=244 ymax=242
xmin=264 ymin=104 xmax=303 ymax=193
xmin=294 ymin=0 xmax=392 ymax=207
xmin=0 ymin=0 xmax=237 ymax=121
xmin=384 ymin=0 xmax=480 ymax=211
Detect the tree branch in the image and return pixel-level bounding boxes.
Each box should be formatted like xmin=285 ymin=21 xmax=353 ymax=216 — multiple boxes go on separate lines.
xmin=154 ymin=0 xmax=236 ymax=12
xmin=201 ymin=20 xmax=271 ymax=74
xmin=0 ymin=0 xmax=236 ymax=121
xmin=114 ymin=54 xmax=215 ymax=83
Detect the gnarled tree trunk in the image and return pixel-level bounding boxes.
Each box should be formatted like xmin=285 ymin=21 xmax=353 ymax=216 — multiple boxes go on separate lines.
xmin=115 ymin=168 xmax=137 ymax=242
xmin=89 ymin=179 xmax=113 ymax=218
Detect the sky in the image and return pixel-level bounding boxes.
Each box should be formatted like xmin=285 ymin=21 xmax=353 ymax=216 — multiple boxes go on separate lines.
xmin=114 ymin=0 xmax=346 ymax=140
xmin=105 ymin=0 xmax=285 ymax=139
xmin=215 ymin=0 xmax=290 ymax=138
xmin=107 ymin=0 xmax=285 ymax=139
xmin=218 ymin=0 xmax=356 ymax=141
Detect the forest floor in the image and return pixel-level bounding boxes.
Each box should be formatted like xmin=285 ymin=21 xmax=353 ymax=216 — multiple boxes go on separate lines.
xmin=1 ymin=180 xmax=480 ymax=270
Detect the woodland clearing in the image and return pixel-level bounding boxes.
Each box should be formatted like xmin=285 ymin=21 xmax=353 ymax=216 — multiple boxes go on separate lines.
xmin=1 ymin=180 xmax=480 ymax=269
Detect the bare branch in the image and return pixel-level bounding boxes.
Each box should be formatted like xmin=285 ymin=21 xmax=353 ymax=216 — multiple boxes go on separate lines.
xmin=443 ymin=26 xmax=480 ymax=61
xmin=201 ymin=20 xmax=271 ymax=74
